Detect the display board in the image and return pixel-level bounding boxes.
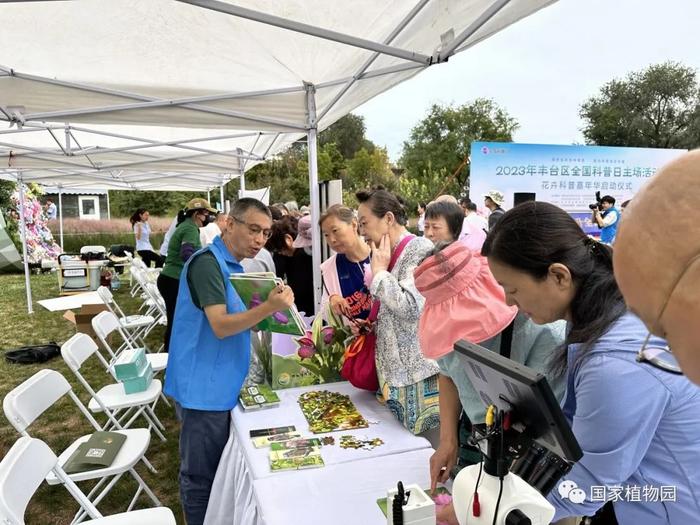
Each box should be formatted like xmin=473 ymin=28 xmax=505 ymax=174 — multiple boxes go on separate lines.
xmin=469 ymin=142 xmax=686 ymax=212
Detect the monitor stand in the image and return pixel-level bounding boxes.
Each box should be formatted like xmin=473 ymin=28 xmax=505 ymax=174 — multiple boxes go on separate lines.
xmin=451 ymin=422 xmax=556 ymax=525
xmin=452 ymin=466 xmax=554 ymax=525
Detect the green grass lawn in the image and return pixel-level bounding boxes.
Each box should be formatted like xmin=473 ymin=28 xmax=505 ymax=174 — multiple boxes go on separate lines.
xmin=0 ymin=272 xmax=184 ymax=524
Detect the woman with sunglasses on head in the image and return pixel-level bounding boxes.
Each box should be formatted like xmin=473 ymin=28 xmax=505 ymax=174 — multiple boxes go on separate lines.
xmin=469 ymin=201 xmax=700 ymax=525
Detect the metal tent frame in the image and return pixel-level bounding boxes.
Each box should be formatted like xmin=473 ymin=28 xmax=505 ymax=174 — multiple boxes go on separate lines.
xmin=0 ymin=0 xmax=555 ymax=313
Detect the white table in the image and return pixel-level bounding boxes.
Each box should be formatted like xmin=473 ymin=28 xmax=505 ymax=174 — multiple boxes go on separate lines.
xmin=255 ymin=448 xmax=436 ymax=525
xmin=204 ymin=382 xmax=432 ymax=525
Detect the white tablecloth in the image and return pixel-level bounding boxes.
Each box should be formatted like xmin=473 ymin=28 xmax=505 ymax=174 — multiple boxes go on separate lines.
xmin=254 ymin=448 xmax=436 ymax=525
xmin=204 ymin=382 xmax=432 ymax=525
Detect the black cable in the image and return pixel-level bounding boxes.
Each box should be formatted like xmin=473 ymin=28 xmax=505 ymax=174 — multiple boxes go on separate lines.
xmin=492 ymin=479 xmax=504 ymax=525
xmin=492 ymin=411 xmax=505 ymax=525
xmin=474 ymin=458 xmax=483 ymax=495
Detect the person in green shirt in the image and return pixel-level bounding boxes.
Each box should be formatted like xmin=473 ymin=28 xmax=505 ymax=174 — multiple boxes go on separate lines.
xmin=157 ymin=198 xmax=217 ymax=352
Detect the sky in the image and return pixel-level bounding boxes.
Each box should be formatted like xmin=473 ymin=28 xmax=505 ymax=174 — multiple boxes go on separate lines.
xmin=355 ymin=0 xmax=700 ymax=162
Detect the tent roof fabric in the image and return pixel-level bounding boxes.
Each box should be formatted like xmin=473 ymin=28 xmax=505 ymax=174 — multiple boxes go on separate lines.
xmin=0 ymin=0 xmax=556 ymax=191
xmin=42 ymin=187 xmax=107 ymax=195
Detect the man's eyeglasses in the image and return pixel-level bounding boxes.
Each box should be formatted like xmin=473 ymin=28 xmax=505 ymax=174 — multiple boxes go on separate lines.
xmin=637 ymin=332 xmax=682 ymax=375
xmin=233 ymin=216 xmax=272 ymax=239
xmin=634 ymin=253 xmax=700 ymax=376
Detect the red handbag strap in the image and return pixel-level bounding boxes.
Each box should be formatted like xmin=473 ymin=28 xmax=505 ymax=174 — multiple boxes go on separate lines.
xmin=388 ymin=234 xmax=415 ymax=272
xmin=367 ymin=234 xmax=414 ymax=323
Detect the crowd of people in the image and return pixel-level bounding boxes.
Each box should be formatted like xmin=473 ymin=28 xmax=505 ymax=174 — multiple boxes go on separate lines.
xmin=129 ymin=150 xmax=700 ymax=525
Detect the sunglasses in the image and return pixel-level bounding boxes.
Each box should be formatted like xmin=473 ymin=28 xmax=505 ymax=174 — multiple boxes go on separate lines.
xmin=637 ymin=333 xmax=682 ymax=375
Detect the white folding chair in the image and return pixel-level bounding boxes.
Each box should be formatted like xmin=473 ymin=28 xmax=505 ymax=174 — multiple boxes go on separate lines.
xmin=0 ymin=436 xmax=175 ymax=525
xmin=3 ymin=370 xmax=161 ymax=524
xmin=96 ymin=287 xmax=156 ymax=350
xmin=92 ymin=312 xmax=169 ymax=407
xmin=92 ymin=311 xmax=168 ymax=372
xmin=61 ymin=333 xmax=167 ymax=443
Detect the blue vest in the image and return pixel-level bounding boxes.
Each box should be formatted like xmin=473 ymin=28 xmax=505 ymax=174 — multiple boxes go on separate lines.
xmin=599 ymin=207 xmax=619 ymax=244
xmin=163 ymin=236 xmax=250 ymax=411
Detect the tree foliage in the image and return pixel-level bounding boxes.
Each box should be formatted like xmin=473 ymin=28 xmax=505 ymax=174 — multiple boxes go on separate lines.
xmin=399 ymin=99 xmax=519 ymax=205
xmin=109 ymin=190 xmax=203 ymax=218
xmin=241 ymin=114 xmax=386 ymax=206
xmin=319 ymin=114 xmax=374 ymax=159
xmin=580 ymin=61 xmax=700 ymax=149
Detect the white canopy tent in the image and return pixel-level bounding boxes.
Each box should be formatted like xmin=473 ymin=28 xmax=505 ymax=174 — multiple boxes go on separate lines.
xmin=0 ymin=0 xmax=558 ymax=314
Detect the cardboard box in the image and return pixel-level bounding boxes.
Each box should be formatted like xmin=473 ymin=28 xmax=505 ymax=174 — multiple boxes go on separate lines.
xmin=63 ymin=304 xmax=110 ymax=344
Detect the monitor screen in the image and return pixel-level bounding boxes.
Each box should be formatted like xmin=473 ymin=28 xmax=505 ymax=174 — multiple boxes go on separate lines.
xmin=454 ymin=339 xmax=582 ymax=463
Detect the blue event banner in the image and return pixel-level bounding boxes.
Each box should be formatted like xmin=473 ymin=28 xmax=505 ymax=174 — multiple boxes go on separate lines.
xmin=469 ymin=142 xmax=685 ymax=213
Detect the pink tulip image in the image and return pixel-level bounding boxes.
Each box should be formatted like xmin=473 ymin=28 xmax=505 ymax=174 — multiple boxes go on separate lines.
xmin=322 ymin=326 xmax=335 ymax=345
xmin=272 ymin=310 xmax=289 ymax=324
xmin=296 ymin=335 xmax=314 ymax=348
xmin=298 ymin=344 xmax=316 ymax=360
xmin=249 ymin=293 xmax=263 ymax=309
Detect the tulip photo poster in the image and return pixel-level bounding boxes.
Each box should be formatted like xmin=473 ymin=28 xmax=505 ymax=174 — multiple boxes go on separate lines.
xmin=229 ymin=273 xmax=306 ymax=336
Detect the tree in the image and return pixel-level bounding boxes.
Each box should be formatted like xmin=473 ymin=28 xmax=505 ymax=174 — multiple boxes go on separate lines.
xmin=319 ymin=114 xmax=374 ymax=159
xmin=346 ymin=147 xmax=397 ymax=192
xmin=109 ymin=190 xmax=202 ymax=218
xmin=400 ymin=99 xmax=519 ymax=202
xmin=580 ymin=61 xmax=700 ymax=149
xmin=223 ymin=113 xmax=383 ymax=206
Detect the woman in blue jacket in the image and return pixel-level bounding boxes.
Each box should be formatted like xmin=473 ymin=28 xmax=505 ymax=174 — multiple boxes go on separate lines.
xmin=477 ymin=201 xmax=700 ymax=524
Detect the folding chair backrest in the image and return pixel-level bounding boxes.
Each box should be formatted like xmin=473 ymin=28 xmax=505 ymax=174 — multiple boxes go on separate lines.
xmin=80 ymin=245 xmax=106 ymax=255
xmin=0 ymin=437 xmax=58 ymax=524
xmin=0 ymin=437 xmax=102 ymax=524
xmin=61 ymin=333 xmax=124 ymax=431
xmin=61 ymin=333 xmax=105 ymax=371
xmin=92 ymin=310 xmax=123 ymax=342
xmin=97 ymin=285 xmax=113 ymax=305
xmin=98 ymin=286 xmax=127 ymax=319
xmin=145 ymin=283 xmax=166 ymax=316
xmin=92 ymin=311 xmax=136 ymax=362
xmin=3 ymin=370 xmax=71 ymax=433
xmin=3 ymin=370 xmax=102 ymax=438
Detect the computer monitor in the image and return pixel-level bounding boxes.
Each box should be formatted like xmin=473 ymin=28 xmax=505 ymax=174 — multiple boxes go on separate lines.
xmin=454 ymin=339 xmax=582 ymax=463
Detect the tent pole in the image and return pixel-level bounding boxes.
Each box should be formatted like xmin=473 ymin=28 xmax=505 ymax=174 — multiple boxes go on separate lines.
xmin=58 ymin=185 xmax=64 ymax=251
xmin=240 ymin=172 xmax=246 ymax=192
xmin=17 ymin=176 xmax=34 ymax=314
xmin=220 ymin=184 xmax=225 ymax=212
xmin=305 ymin=83 xmax=322 ymax=315
xmin=106 ymin=190 xmax=111 ymax=220
xmin=207 ymin=190 xmax=211 ymax=203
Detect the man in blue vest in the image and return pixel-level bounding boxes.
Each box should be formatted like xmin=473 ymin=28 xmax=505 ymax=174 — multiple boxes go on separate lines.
xmin=592 ymin=194 xmax=620 ymax=244
xmin=164 ymin=197 xmax=294 ymax=525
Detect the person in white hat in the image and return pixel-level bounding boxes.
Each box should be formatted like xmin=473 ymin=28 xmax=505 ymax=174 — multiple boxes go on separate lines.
xmin=483 ymin=190 xmax=506 ymax=230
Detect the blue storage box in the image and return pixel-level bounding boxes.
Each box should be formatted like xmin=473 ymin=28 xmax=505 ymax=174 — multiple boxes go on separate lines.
xmin=113 ymin=348 xmax=147 ymax=381
xmin=121 ymin=362 xmax=154 ymax=395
